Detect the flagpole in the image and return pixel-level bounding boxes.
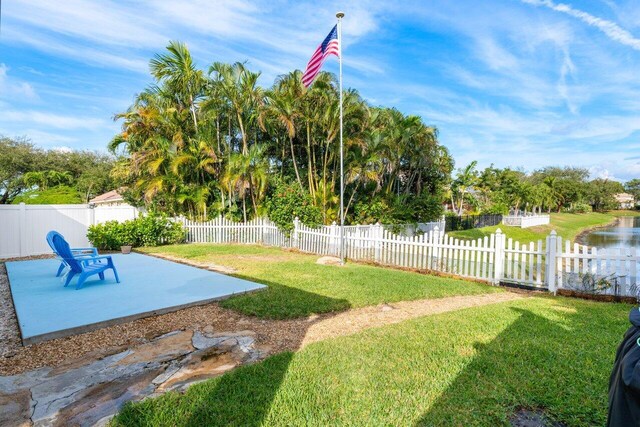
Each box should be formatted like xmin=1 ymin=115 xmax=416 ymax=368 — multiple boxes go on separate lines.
xmin=336 ymin=11 xmax=345 ymax=264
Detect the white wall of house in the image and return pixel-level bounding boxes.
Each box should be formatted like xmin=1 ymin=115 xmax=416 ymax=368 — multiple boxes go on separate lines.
xmin=0 ymin=203 xmax=140 ymax=258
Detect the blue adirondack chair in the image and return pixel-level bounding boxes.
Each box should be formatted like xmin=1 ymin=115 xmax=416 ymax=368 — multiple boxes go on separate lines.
xmin=46 ymin=231 xmax=100 ymax=277
xmin=50 ymin=233 xmax=120 ymax=290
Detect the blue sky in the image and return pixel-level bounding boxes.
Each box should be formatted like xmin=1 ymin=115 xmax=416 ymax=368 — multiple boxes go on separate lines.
xmin=1 ymin=0 xmax=639 ymax=181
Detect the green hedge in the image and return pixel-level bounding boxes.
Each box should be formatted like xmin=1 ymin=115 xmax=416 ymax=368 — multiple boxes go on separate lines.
xmin=87 ymin=213 xmax=186 ymax=250
xmin=265 ymin=181 xmax=322 ymax=233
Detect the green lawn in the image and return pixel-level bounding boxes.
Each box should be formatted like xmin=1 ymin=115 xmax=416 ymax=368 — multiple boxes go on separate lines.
xmin=112 ymin=296 xmax=632 ymax=426
xmin=448 ymin=211 xmax=640 ymax=245
xmin=141 ymin=244 xmax=501 ymax=319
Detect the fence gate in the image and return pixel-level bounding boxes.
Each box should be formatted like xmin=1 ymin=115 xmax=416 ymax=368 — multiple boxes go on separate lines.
xmin=500 ymin=234 xmax=546 ymax=288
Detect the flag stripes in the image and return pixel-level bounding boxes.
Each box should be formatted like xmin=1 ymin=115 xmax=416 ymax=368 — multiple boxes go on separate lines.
xmin=301 ymin=25 xmax=340 ymax=87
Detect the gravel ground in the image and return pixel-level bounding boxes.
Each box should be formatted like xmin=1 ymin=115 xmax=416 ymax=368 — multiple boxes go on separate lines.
xmin=0 ymin=263 xmax=22 ymax=359
xmin=0 ymin=256 xmax=522 ymax=376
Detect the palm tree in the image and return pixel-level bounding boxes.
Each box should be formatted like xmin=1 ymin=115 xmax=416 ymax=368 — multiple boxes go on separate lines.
xmin=209 ymin=62 xmax=264 ymax=155
xmin=149 ymin=41 xmax=205 ymax=131
xmin=542 ymin=176 xmax=563 ymax=212
xmin=222 ymin=144 xmax=269 ymax=221
xmin=344 ymin=130 xmax=384 ymax=216
xmin=452 ymin=161 xmax=479 ymax=215
xmin=111 ymin=42 xmax=456 ymax=223
xmin=266 ymin=72 xmax=304 ymax=189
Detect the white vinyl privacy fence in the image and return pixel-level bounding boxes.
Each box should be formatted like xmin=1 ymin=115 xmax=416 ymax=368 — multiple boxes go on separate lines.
xmin=0 ymin=203 xmax=140 ymax=258
xmin=182 ymin=217 xmax=639 ymax=297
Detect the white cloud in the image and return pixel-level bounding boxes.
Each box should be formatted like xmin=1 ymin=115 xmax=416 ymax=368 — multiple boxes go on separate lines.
xmin=588 ymin=165 xmax=618 ymax=180
xmin=0 ymin=64 xmax=39 ymax=101
xmin=475 ymin=37 xmax=521 ymax=71
xmin=50 ymin=146 xmax=74 ymax=153
xmin=5 ymin=0 xmax=165 ymax=49
xmin=3 ymin=0 xmax=383 ymax=77
xmin=1 ymin=110 xmax=108 ymax=130
xmin=557 ymin=47 xmax=578 ymax=113
xmin=522 ymin=0 xmax=640 ymax=50
xmin=2 ymin=28 xmax=150 ymax=73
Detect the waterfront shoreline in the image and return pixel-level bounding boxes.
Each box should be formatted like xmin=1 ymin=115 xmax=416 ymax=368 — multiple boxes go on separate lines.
xmin=574 ymin=217 xmax=621 ymax=246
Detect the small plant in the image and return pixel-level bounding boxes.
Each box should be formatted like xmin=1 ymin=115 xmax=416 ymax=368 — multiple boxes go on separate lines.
xmin=563 ymin=271 xmax=618 ymax=295
xmin=87 ymin=213 xmax=186 ymax=250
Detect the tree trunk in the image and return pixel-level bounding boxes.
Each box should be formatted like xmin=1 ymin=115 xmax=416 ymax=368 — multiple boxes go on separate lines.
xmin=190 ymin=94 xmax=198 ymax=132
xmin=345 ymin=182 xmax=359 ymax=219
xmin=306 ymin=130 xmax=314 ymax=197
xmin=242 ymin=195 xmax=247 ymax=222
xmin=250 ymin=180 xmax=258 ymax=216
xmin=216 ymin=117 xmax=221 ymax=154
xmin=289 ymin=136 xmax=303 ymax=190
xmin=458 ymin=190 xmax=465 ymax=216
xmin=237 ymin=112 xmax=248 ymax=155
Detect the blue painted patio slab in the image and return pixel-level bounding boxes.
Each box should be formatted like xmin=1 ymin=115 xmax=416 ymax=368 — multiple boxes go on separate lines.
xmin=6 ymin=253 xmax=266 ymax=344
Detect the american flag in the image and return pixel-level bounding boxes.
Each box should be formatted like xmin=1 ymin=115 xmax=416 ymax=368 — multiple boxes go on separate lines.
xmin=301 ymin=25 xmax=339 ymax=87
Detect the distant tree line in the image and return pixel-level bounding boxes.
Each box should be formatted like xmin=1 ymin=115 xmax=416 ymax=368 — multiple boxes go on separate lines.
xmin=449 ymin=163 xmax=633 ymax=215
xmin=0 ymin=136 xmax=115 ymax=204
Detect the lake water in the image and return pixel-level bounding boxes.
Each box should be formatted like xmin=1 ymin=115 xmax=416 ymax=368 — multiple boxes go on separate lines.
xmin=581 ymin=216 xmax=639 ymax=296
xmin=583 ymin=216 xmax=640 ymax=250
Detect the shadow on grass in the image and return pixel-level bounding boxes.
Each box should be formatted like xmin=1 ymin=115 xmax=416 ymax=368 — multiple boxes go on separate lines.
xmin=113 ymin=288 xmax=348 ymax=427
xmin=416 ymin=305 xmax=613 ymax=426
xmin=182 ymin=352 xmax=295 ymax=426
xmin=221 ymin=274 xmax=352 ymax=319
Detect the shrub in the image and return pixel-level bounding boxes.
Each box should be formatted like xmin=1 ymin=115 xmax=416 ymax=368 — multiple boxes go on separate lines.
xmin=562 ymin=202 xmax=592 ymax=214
xmin=353 ymin=198 xmax=389 ymax=224
xmin=265 ymin=181 xmax=322 ymax=232
xmin=354 ymin=194 xmax=444 ymax=225
xmin=13 ymin=185 xmax=83 ymax=204
xmin=481 ymin=202 xmax=509 ymax=215
xmin=87 ymin=213 xmax=186 ymax=250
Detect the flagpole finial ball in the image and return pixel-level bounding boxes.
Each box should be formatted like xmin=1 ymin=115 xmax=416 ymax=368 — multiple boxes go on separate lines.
xmin=336 ymin=11 xmax=345 ymax=18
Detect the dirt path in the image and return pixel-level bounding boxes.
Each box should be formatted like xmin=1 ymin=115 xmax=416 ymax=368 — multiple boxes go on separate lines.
xmin=300 ymin=292 xmax=524 ymax=347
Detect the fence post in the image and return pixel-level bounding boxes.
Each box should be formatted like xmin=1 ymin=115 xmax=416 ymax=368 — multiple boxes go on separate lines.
xmin=293 ymin=217 xmax=300 ymax=249
xmin=546 ymin=230 xmax=558 ymax=294
xmin=88 ymin=204 xmax=96 ymax=226
xmin=433 ymin=225 xmax=441 ymax=269
xmin=493 ymin=228 xmax=504 ymax=285
xmin=261 ymin=217 xmax=267 ymax=244
xmin=373 ymin=222 xmax=383 ymax=263
xmin=441 ymin=214 xmax=446 ymax=232
xmin=330 ymin=221 xmax=338 ymax=255
xmin=18 ymin=202 xmax=27 ymax=257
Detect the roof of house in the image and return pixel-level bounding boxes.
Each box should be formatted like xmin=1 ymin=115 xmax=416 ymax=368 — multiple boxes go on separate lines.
xmin=614 ymin=193 xmax=635 ymax=202
xmin=89 ymin=190 xmax=124 ymax=204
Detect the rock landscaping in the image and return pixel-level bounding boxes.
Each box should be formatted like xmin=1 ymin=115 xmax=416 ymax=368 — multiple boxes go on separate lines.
xmin=0 ymin=328 xmax=264 ymax=426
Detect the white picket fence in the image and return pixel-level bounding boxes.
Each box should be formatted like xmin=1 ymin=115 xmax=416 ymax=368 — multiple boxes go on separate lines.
xmin=502 ymin=214 xmax=550 ymax=228
xmin=553 ymin=237 xmax=638 ymax=296
xmin=0 ymin=203 xmax=140 ymax=258
xmin=181 ymin=217 xmax=639 ymax=297
xmin=179 ymin=216 xmax=291 ymax=248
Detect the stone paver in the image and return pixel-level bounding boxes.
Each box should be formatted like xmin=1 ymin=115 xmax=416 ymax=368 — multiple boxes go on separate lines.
xmin=0 ymin=329 xmax=261 ymax=426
